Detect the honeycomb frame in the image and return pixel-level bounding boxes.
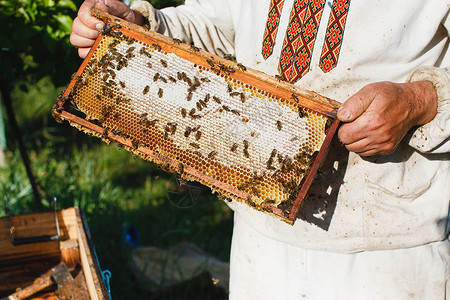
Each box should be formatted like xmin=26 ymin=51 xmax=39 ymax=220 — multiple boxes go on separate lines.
xmin=53 ymin=9 xmax=341 ymax=225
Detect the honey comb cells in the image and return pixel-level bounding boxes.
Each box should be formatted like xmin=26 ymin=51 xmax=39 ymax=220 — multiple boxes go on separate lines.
xmin=53 ymin=10 xmax=340 ymax=224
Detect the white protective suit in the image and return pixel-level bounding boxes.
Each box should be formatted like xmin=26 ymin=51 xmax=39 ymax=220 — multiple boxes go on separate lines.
xmin=131 ymin=0 xmax=450 ymax=298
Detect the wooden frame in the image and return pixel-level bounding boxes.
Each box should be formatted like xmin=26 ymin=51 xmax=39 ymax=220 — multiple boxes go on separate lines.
xmin=53 ymin=10 xmax=340 ymax=224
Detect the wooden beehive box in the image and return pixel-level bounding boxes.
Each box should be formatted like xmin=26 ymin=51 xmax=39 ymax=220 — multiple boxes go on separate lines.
xmin=0 ymin=207 xmax=109 ymax=299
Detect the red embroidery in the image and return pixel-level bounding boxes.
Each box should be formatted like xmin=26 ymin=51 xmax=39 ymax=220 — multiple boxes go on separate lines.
xmin=262 ymin=0 xmax=286 ymax=59
xmin=278 ymin=0 xmax=326 ymax=83
xmin=319 ymin=0 xmax=351 ymax=73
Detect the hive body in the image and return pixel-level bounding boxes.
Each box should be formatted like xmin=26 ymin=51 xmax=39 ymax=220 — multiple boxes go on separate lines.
xmin=54 ymin=10 xmax=340 ymax=224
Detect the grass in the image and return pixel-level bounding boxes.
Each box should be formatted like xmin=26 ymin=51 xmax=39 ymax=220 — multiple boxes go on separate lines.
xmin=0 ymin=76 xmax=233 ymax=299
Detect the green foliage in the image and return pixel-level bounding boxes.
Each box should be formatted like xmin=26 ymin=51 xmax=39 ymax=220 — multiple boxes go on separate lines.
xmin=0 ymin=0 xmax=81 ymax=86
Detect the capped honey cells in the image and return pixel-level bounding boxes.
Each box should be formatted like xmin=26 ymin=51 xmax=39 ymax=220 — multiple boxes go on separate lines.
xmin=54 ymin=12 xmax=339 ymax=224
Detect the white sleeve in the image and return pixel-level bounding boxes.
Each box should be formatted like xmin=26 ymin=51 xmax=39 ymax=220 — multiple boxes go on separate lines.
xmin=130 ymin=0 xmax=235 ymax=57
xmin=405 ymin=66 xmax=450 ymax=154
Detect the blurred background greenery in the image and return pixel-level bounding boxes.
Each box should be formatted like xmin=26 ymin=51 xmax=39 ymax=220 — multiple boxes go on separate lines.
xmin=0 ymin=0 xmax=233 ymax=298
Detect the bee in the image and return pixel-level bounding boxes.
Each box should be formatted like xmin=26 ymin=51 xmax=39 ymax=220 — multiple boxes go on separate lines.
xmin=142 ymin=128 xmax=148 ymax=134
xmin=231 ymin=109 xmax=240 ymax=116
xmin=298 ymin=107 xmax=308 ymax=118
xmin=237 ymin=63 xmax=247 ymax=71
xmin=270 ymin=148 xmax=277 ymax=159
xmin=237 ymin=182 xmax=249 ymax=190
xmin=173 ymin=38 xmax=182 ymax=44
xmin=221 ymin=105 xmax=230 ymax=112
xmin=188 ymin=85 xmax=198 ymax=93
xmin=189 ymin=108 xmax=196 ymax=116
xmin=193 ymin=151 xmax=203 ymax=157
xmin=277 ymin=153 xmax=284 ymax=164
xmin=125 ymin=53 xmax=135 ymax=60
xmin=198 ymin=99 xmax=207 ymax=108
xmin=266 ymin=159 xmax=275 ymax=170
xmin=264 ymin=199 xmax=276 ymax=205
xmin=229 ymin=91 xmax=241 ymax=97
xmin=96 ymin=94 xmax=102 ymax=101
xmin=184 ymin=126 xmax=192 ymax=137
xmin=192 ymin=125 xmax=201 ymax=131
xmin=196 ymin=102 xmax=203 ymax=111
xmin=143 ymin=24 xmax=151 ymax=31
xmin=119 ymin=81 xmax=126 ymax=88
xmin=210 ymin=67 xmax=221 ymax=75
xmin=142 ymin=49 xmax=152 ymax=58
xmin=204 ymin=93 xmax=210 ymax=102
xmin=251 ymin=187 xmax=259 ymax=197
xmin=231 ymin=143 xmax=238 ymax=152
xmin=186 ymin=91 xmax=193 ymax=101
xmin=190 ymin=45 xmax=200 ymax=52
xmin=276 ymin=120 xmax=282 ymax=131
xmin=79 ymin=76 xmax=88 ymax=86
xmin=177 ymin=72 xmax=182 ymax=80
xmin=200 ymin=77 xmax=210 ymax=82
xmin=147 ymin=62 xmax=152 ymax=68
xmin=224 ymin=54 xmax=233 ymax=60
xmin=168 ymin=76 xmax=177 ymax=82
xmin=153 ymin=73 xmax=160 ymax=82
xmin=195 ymin=131 xmax=202 ymax=141
xmin=243 ymin=140 xmax=249 ymax=149
xmin=126 ymin=46 xmax=135 ymax=54
xmin=253 ymin=171 xmax=264 ymax=181
xmin=158 ymin=88 xmax=163 ymax=98
xmin=243 ymin=148 xmax=249 ymax=158
xmin=102 ymin=73 xmax=110 ymax=82
xmin=102 ymin=129 xmax=108 ymax=139
xmin=275 ymin=74 xmax=284 ymax=82
xmin=178 ymin=163 xmax=184 ymax=174
xmin=291 ymin=93 xmax=299 ymax=103
xmin=213 ymin=96 xmax=222 ymax=104
xmin=160 ymin=59 xmax=168 ymax=67
xmin=181 ymin=108 xmax=187 ymax=117
xmin=113 ymin=129 xmax=122 ymax=135
xmin=149 ymin=119 xmax=158 ymax=126
xmin=324 ymin=119 xmax=332 ymax=135
xmin=163 ymin=130 xmax=168 ymax=140
xmin=208 ymin=150 xmax=217 ymax=158
xmin=190 ymin=142 xmax=200 ymax=149
xmin=169 ymin=123 xmax=177 ymax=134
xmin=139 ymin=112 xmax=148 ymax=121
xmin=272 ymin=169 xmax=281 ymax=178
xmin=160 ymin=76 xmax=167 ymax=83
xmin=224 ymin=67 xmax=235 ymax=75
xmin=152 ymin=43 xmax=161 ymax=51
xmin=143 ymin=85 xmax=150 ymax=95
xmin=240 ymin=93 xmax=246 ymax=103
xmin=113 ymin=112 xmax=119 ymax=120
xmin=131 ymin=141 xmax=139 ymax=150
xmin=103 ymin=87 xmax=112 ymax=97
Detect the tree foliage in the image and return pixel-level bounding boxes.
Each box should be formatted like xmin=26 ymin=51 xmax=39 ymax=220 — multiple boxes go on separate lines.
xmin=0 ymin=0 xmax=82 ymax=87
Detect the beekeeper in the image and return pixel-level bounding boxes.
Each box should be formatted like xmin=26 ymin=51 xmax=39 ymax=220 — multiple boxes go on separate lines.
xmin=71 ymin=0 xmax=450 ymax=298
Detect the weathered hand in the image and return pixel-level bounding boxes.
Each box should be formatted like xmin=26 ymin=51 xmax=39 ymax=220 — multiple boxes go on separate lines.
xmin=70 ymin=0 xmax=144 ymax=58
xmin=337 ymin=81 xmax=437 ymax=156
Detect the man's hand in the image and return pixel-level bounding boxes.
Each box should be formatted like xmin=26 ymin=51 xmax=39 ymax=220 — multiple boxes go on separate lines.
xmin=70 ymin=0 xmax=144 ymax=58
xmin=337 ymin=81 xmax=437 ymax=156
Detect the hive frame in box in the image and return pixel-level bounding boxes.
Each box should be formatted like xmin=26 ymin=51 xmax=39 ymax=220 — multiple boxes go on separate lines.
xmin=53 ymin=9 xmax=340 ymax=225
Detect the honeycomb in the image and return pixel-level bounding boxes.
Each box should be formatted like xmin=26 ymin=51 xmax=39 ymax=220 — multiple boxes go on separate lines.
xmin=54 ymin=11 xmax=340 ymax=224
